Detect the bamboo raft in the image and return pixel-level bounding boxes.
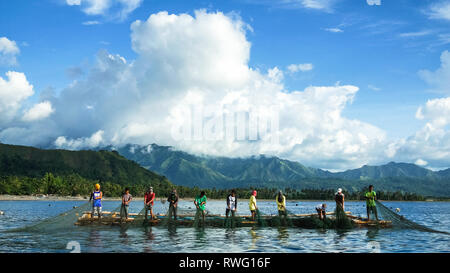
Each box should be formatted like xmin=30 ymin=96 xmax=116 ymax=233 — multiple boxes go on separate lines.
xmin=75 ymin=211 xmax=392 ymax=228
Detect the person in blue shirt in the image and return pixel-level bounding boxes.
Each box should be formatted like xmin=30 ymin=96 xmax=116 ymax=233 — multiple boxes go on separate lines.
xmin=90 ymin=183 xmax=103 ymax=220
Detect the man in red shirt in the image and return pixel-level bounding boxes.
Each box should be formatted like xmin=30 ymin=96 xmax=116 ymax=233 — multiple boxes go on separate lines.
xmin=144 ymin=187 xmax=156 ymax=221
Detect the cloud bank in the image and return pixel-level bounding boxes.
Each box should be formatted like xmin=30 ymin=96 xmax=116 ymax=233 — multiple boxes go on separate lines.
xmin=1 ymin=10 xmax=450 ymax=171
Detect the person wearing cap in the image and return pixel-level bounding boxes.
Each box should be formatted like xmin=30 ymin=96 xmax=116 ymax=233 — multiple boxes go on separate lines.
xmin=144 ymin=186 xmax=156 ymax=221
xmin=335 ymin=188 xmax=345 ymax=211
xmin=249 ymin=190 xmax=258 ymax=221
xmin=315 ymin=203 xmax=327 ymax=220
xmin=90 ymin=183 xmax=103 ymax=220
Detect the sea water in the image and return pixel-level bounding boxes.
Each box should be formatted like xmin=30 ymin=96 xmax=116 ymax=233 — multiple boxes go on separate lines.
xmin=0 ymin=200 xmax=449 ymax=253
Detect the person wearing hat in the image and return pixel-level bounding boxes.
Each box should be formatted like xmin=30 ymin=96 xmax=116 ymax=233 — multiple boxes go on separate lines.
xmin=249 ymin=190 xmax=258 ymax=221
xmin=144 ymin=186 xmax=156 ymax=221
xmin=335 ymin=188 xmax=345 ymax=211
xmin=89 ymin=183 xmax=103 ymax=220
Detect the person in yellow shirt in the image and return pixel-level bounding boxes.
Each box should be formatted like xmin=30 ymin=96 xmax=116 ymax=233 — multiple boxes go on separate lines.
xmin=276 ymin=190 xmax=287 ymax=219
xmin=249 ymin=190 xmax=257 ymax=221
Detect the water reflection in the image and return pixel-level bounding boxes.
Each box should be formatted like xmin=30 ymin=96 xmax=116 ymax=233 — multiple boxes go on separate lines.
xmin=142 ymin=226 xmax=155 ymax=253
xmin=119 ymin=225 xmax=130 ymax=246
xmin=224 ymin=228 xmax=237 ymax=244
xmin=87 ymin=229 xmax=103 ymax=252
xmin=277 ymin=227 xmax=289 ymax=245
xmin=249 ymin=227 xmax=261 ymax=250
xmin=366 ymin=228 xmax=379 ymax=239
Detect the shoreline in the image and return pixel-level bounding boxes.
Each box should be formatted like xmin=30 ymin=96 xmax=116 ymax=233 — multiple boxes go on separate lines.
xmin=0 ymin=194 xmax=447 ymax=202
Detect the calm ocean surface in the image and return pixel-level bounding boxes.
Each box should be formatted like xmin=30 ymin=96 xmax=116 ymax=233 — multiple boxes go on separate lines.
xmin=0 ymin=200 xmax=449 ymax=253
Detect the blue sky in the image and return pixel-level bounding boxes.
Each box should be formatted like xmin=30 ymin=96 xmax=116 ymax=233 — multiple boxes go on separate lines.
xmin=1 ymin=0 xmax=450 ymax=170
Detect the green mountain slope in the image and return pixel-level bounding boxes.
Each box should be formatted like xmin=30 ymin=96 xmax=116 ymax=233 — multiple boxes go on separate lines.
xmin=0 ymin=143 xmax=174 ymax=194
xmin=333 ymin=162 xmax=438 ymax=180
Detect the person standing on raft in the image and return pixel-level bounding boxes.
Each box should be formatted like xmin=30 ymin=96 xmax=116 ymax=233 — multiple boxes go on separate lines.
xmin=276 ymin=190 xmax=287 ymax=219
xmin=226 ymin=189 xmax=237 ymax=218
xmin=167 ymin=188 xmax=179 ymax=220
xmin=120 ymin=187 xmax=132 ymax=221
xmin=249 ymin=190 xmax=258 ymax=221
xmin=90 ymin=183 xmax=103 ymax=220
xmin=335 ymin=188 xmax=345 ymax=211
xmin=365 ymin=185 xmax=379 ymax=221
xmin=194 ymin=191 xmax=207 ymax=224
xmin=144 ymin=186 xmax=156 ymax=221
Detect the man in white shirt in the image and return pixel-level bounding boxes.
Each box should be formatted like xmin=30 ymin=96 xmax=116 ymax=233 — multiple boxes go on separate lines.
xmin=226 ymin=189 xmax=237 ymax=218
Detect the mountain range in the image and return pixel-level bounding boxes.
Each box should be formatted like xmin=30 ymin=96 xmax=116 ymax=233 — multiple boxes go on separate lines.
xmin=99 ymin=144 xmax=450 ymax=196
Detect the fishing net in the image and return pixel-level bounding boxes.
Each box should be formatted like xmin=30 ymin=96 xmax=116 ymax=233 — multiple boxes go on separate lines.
xmin=8 ymin=201 xmax=92 ymax=233
xmin=375 ymin=200 xmax=449 ymax=234
xmin=334 ymin=206 xmax=354 ymax=229
xmin=224 ymin=212 xmax=240 ymax=228
xmin=161 ymin=204 xmax=182 ymax=226
xmin=255 ymin=209 xmax=267 ymax=227
xmin=270 ymin=209 xmax=293 ymax=227
xmin=193 ymin=209 xmax=205 ymax=228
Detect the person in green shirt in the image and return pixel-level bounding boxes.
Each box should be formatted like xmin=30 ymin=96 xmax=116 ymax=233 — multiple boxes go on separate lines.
xmin=194 ymin=191 xmax=207 ymax=223
xmin=365 ymin=185 xmax=379 ymax=221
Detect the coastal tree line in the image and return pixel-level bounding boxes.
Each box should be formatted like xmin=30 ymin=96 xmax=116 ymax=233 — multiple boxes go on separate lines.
xmin=0 ymin=172 xmax=429 ymax=201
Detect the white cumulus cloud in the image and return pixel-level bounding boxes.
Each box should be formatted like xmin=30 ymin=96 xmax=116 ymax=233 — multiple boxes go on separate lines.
xmin=55 ymin=130 xmax=105 ymax=150
xmin=0 ymin=71 xmax=34 ymax=125
xmin=0 ymin=37 xmax=20 ymax=66
xmin=22 ymin=101 xmax=54 ymax=122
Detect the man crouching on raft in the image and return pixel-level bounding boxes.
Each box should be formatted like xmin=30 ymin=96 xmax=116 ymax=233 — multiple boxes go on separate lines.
xmin=316 ymin=203 xmax=326 ymax=220
xmin=90 ymin=183 xmax=102 ymax=220
xmin=365 ymin=185 xmax=379 ymax=221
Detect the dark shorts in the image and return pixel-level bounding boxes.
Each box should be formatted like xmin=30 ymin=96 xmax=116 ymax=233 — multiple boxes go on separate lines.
xmin=250 ymin=210 xmax=256 ymax=213
xmin=367 ymin=206 xmax=377 ymax=213
xmin=278 ymin=210 xmax=287 ymax=216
